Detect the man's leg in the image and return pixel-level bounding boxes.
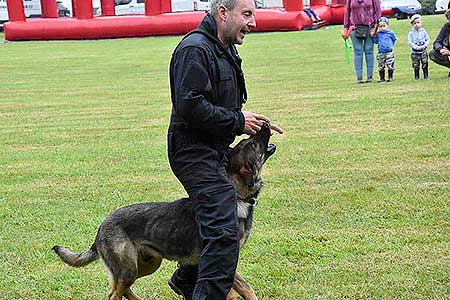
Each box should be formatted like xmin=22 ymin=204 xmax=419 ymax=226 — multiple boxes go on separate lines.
xmin=169 ymin=179 xmax=239 ymax=300
xmin=168 ymin=139 xmax=239 ymax=300
xmin=429 ymin=49 xmax=450 ymax=68
xmin=190 ymin=169 xmax=240 ymax=300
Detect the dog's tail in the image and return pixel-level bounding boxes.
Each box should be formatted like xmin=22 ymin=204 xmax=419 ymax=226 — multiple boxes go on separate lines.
xmin=52 ymin=243 xmax=98 ymax=267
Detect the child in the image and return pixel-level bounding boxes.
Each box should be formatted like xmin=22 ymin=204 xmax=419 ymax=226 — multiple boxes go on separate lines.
xmin=408 ymin=14 xmax=430 ymax=80
xmin=373 ymin=17 xmax=397 ymax=82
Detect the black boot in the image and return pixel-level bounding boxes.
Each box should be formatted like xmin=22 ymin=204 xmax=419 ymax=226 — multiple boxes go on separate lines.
xmin=387 ymin=70 xmax=394 ymax=82
xmin=168 ymin=264 xmax=197 ymax=300
xmin=414 ymin=68 xmax=420 ymax=80
xmin=378 ymin=70 xmax=385 ymax=82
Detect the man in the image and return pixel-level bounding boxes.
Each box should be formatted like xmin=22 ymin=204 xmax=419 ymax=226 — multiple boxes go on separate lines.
xmin=167 ymin=0 xmax=283 ymax=299
xmin=429 ymin=9 xmax=450 ymax=77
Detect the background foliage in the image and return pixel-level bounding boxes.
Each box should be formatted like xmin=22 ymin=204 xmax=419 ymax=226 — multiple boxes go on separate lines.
xmin=420 ymin=0 xmax=438 ymax=15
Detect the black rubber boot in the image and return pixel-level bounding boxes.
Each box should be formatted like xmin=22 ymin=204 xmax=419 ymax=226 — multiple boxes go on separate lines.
xmin=423 ymin=67 xmax=429 ymax=80
xmin=378 ymin=70 xmax=385 ymax=82
xmin=168 ymin=264 xmax=197 ymax=300
xmin=414 ymin=68 xmax=420 ymax=80
xmin=387 ymin=70 xmax=394 ymax=82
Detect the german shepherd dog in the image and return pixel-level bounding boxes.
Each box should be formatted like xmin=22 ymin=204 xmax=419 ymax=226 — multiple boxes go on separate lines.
xmin=52 ymin=123 xmax=276 ymax=300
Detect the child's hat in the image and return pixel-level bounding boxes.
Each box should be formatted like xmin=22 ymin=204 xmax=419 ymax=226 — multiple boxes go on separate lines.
xmin=378 ymin=17 xmax=389 ymax=25
xmin=410 ymin=14 xmax=422 ymax=24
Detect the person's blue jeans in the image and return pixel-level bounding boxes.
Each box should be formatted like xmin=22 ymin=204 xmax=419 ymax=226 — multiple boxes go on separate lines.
xmin=350 ymin=31 xmax=374 ymax=80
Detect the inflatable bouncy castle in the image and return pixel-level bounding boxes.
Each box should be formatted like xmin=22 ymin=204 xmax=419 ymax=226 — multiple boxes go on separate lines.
xmin=3 ymin=0 xmax=381 ymax=41
xmin=3 ymin=0 xmax=350 ymax=40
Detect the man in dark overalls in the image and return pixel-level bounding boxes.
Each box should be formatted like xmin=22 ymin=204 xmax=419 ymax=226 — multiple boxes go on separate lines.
xmin=167 ymin=0 xmax=283 ymax=299
xmin=429 ymin=9 xmax=450 ymax=77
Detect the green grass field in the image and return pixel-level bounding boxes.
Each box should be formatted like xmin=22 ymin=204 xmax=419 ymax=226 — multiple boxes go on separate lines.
xmin=1 ymin=14 xmax=450 ymax=300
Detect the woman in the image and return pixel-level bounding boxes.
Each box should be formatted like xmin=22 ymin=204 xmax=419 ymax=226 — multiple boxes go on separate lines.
xmin=429 ymin=9 xmax=450 ymax=77
xmin=342 ymin=0 xmax=381 ymax=83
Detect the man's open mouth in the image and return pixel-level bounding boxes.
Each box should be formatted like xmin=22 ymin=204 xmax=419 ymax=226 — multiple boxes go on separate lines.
xmin=241 ymin=29 xmax=250 ymax=35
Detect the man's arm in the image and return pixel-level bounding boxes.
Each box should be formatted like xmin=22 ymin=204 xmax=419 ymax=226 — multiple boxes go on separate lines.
xmin=172 ymin=46 xmax=284 ymax=136
xmin=171 ymin=46 xmax=244 ymax=136
xmin=433 ymin=25 xmax=449 ymax=52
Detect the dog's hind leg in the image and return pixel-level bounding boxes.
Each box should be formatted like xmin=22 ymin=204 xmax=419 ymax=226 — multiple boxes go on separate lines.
xmin=109 ymin=279 xmax=136 ymax=300
xmin=109 ymin=284 xmax=127 ymax=300
xmin=124 ymin=288 xmax=143 ymax=300
xmin=110 ymin=246 xmax=162 ymax=300
xmin=101 ymin=241 xmax=140 ymax=300
xmin=229 ymin=272 xmax=258 ymax=300
xmin=108 ymin=279 xmax=118 ymax=300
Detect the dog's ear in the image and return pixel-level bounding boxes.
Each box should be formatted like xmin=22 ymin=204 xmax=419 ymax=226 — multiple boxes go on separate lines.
xmin=239 ymin=166 xmax=255 ymax=187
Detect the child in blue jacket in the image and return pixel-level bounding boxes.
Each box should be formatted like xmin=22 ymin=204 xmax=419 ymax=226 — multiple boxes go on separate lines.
xmin=373 ymin=17 xmax=397 ymax=82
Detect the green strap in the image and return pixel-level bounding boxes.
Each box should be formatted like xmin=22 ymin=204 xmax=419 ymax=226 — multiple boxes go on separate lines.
xmin=344 ymin=39 xmax=352 ymax=64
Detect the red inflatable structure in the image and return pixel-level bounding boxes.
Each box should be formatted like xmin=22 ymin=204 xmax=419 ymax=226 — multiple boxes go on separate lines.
xmin=4 ymin=0 xmax=391 ymax=41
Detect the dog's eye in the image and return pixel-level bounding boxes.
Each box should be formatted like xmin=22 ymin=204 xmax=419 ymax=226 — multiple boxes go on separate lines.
xmin=247 ymin=163 xmax=256 ymax=174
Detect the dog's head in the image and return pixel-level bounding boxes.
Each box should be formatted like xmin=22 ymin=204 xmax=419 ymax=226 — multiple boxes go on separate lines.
xmin=228 ymin=123 xmax=276 ymax=202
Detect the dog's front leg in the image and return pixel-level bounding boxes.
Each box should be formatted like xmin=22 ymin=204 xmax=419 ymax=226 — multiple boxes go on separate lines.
xmin=227 ymin=272 xmax=257 ymax=300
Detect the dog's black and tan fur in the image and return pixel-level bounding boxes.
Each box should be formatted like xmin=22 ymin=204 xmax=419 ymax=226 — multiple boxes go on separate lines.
xmin=53 ymin=123 xmax=276 ymax=300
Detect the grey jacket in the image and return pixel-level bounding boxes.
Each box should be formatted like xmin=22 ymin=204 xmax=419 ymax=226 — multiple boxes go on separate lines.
xmin=408 ymin=28 xmax=430 ymax=53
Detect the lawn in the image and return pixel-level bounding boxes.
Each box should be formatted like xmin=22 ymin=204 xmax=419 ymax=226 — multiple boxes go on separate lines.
xmin=0 ymin=14 xmax=449 ymax=300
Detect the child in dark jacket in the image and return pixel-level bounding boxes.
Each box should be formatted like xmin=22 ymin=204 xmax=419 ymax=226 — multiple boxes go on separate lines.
xmin=373 ymin=17 xmax=397 ymax=82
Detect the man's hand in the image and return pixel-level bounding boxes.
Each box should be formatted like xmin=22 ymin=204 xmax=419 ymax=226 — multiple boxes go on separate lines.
xmin=242 ymin=111 xmax=284 ymax=135
xmin=440 ymin=48 xmax=450 ymax=56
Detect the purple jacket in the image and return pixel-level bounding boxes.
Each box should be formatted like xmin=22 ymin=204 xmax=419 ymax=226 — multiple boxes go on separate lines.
xmin=344 ymin=0 xmax=381 ymax=29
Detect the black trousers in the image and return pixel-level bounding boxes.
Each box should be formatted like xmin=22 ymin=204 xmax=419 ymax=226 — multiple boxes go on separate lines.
xmin=429 ymin=49 xmax=450 ymax=69
xmin=168 ymin=129 xmax=240 ymax=300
